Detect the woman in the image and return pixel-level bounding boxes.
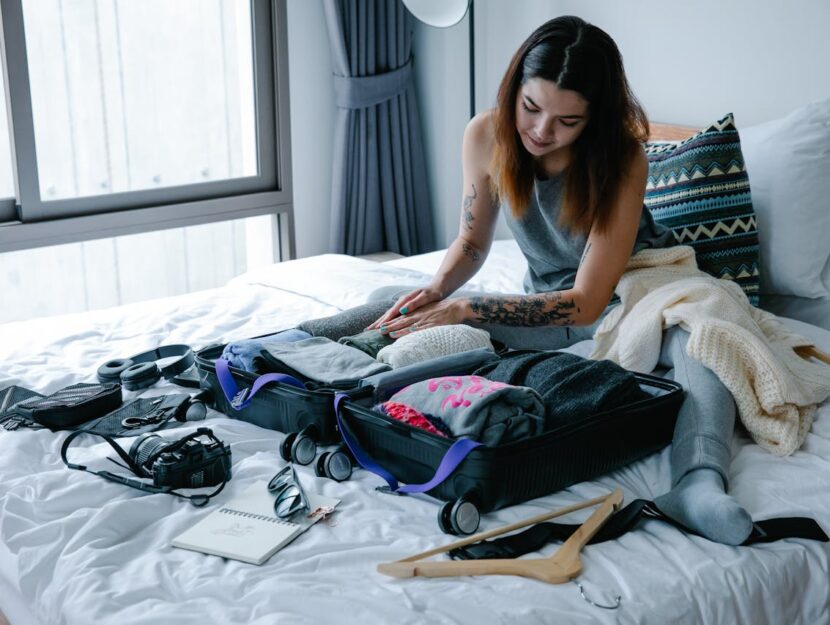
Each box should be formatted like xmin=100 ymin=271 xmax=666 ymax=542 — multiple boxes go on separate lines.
xmin=367 ymin=16 xmax=751 ymax=545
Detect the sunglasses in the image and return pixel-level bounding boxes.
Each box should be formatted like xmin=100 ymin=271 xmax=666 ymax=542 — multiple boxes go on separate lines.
xmin=267 ymin=465 xmax=310 ymax=519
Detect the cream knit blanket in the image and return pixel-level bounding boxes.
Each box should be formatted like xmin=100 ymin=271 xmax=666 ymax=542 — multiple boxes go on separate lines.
xmin=590 ymin=245 xmax=830 ymax=456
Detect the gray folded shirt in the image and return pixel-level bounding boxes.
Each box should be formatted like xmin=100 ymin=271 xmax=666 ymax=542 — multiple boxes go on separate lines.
xmin=387 ymin=374 xmax=545 ymax=445
xmin=258 ymin=337 xmax=391 ymax=388
xmin=360 ymin=348 xmax=500 ymax=401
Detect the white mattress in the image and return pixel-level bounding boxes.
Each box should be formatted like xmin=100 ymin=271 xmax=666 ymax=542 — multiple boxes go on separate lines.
xmin=2 ymin=240 xmax=829 ymax=625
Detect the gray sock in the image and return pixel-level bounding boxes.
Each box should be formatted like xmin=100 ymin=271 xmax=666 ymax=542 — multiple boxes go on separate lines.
xmin=654 ymin=468 xmax=753 ymax=545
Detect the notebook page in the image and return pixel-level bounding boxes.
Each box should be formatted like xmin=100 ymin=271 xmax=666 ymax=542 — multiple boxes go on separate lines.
xmin=171 ymin=481 xmax=339 ymax=565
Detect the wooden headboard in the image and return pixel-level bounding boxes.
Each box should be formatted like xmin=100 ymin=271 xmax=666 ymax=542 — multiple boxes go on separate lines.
xmin=648 ymin=122 xmax=697 ymax=142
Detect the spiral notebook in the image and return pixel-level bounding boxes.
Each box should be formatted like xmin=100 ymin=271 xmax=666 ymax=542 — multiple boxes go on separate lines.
xmin=171 ymin=481 xmax=339 ymax=565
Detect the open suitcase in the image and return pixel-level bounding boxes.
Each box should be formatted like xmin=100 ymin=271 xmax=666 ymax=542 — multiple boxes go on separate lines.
xmin=336 ymin=371 xmax=684 ymax=534
xmin=194 ymin=341 xmax=499 ymax=476
xmin=194 ymin=343 xmax=343 ymax=466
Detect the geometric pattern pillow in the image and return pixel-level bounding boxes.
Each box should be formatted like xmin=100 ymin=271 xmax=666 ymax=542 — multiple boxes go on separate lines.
xmin=644 ymin=113 xmax=760 ymax=306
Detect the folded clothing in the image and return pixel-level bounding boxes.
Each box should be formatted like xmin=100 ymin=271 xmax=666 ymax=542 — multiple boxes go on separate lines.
xmin=256 ymin=337 xmax=391 ymax=389
xmin=473 ymin=350 xmax=649 ymax=430
xmin=338 ymin=329 xmax=394 ymax=358
xmin=298 ymin=301 xmax=392 ymax=341
xmin=359 ymin=347 xmax=499 ymax=401
xmin=387 ymin=375 xmax=545 ymax=445
xmin=376 ymin=401 xmax=451 ymax=437
xmin=221 ymin=329 xmax=312 ymax=372
xmin=376 ymin=325 xmax=494 ymax=369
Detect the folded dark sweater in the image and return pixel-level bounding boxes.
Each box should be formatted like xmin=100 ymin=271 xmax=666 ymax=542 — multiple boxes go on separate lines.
xmin=473 ymin=350 xmax=649 ymax=430
xmin=338 ymin=329 xmax=394 ymax=358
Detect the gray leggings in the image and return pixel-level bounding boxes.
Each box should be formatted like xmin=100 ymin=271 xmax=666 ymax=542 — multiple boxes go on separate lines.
xmin=367 ymin=285 xmax=736 ymax=488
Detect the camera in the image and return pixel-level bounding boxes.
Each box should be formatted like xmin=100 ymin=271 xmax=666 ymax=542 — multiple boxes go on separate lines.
xmin=128 ymin=428 xmax=232 ymax=489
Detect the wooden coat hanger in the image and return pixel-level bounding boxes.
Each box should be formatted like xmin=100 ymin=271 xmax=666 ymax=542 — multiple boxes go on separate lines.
xmin=378 ymin=489 xmax=623 ymax=584
xmin=795 ymin=345 xmax=830 ymax=367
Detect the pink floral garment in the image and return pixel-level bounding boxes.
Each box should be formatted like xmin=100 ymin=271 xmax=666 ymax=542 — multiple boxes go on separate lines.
xmin=387 ymin=375 xmax=545 ymax=445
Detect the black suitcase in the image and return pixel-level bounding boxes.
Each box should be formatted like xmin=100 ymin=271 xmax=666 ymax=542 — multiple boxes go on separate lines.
xmin=194 ymin=342 xmax=501 ymax=467
xmin=195 ymin=343 xmax=342 ymax=465
xmin=336 ymin=372 xmax=684 ymax=534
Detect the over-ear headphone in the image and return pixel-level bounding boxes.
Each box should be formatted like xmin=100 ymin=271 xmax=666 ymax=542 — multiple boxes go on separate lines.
xmin=97 ymin=344 xmax=197 ymax=391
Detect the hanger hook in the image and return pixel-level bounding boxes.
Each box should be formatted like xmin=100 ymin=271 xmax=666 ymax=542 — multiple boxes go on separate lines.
xmin=572 ymin=580 xmax=622 ymax=610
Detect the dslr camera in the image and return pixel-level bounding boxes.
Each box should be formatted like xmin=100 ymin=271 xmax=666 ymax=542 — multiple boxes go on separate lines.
xmin=128 ymin=427 xmax=232 ymax=489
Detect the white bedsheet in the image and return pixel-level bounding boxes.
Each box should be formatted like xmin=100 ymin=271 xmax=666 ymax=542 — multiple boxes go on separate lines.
xmin=2 ymin=243 xmax=830 ymax=625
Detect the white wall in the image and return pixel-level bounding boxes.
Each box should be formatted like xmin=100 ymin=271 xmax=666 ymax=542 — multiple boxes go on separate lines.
xmin=416 ymin=0 xmax=830 ymax=248
xmin=412 ymin=18 xmax=470 ymax=254
xmin=412 ymin=15 xmax=471 ymax=251
xmin=286 ymin=0 xmax=336 ymax=258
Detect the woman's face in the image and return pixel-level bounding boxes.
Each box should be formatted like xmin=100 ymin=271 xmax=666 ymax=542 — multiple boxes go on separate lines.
xmin=515 ymin=77 xmax=589 ymax=160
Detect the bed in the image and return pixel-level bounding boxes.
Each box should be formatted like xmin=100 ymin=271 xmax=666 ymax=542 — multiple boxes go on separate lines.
xmin=3 ymin=114 xmax=830 ymax=625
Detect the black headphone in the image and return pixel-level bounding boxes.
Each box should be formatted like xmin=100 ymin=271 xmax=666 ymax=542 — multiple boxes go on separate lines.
xmin=97 ymin=345 xmax=197 ymax=391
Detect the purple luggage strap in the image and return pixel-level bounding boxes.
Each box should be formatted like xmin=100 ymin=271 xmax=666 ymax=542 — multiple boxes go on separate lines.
xmin=333 ymin=392 xmax=482 ymax=494
xmin=214 ymin=358 xmax=305 ymax=410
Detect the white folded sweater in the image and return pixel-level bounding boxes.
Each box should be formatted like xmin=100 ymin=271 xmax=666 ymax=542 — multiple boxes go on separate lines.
xmin=376 ymin=325 xmax=493 ymax=369
xmin=590 ymin=245 xmax=830 ymax=456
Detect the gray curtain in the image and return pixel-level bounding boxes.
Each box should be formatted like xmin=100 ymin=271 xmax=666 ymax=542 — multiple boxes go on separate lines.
xmin=324 ymin=0 xmax=435 ymax=256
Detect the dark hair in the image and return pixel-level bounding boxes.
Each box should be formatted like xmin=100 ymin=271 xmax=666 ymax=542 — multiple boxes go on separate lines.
xmin=490 ymin=16 xmax=649 ymax=235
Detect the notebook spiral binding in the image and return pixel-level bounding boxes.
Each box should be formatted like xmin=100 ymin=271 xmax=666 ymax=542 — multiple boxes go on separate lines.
xmin=219 ymin=507 xmax=292 ymax=525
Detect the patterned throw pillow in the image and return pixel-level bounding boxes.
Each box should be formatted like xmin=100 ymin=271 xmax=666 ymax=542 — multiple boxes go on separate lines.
xmin=644 ymin=114 xmax=760 ymax=306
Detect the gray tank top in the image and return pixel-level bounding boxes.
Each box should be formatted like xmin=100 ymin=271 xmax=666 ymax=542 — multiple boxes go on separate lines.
xmin=502 ymin=173 xmax=675 ymax=294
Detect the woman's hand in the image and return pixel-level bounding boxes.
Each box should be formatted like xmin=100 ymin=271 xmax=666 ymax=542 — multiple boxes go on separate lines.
xmin=376 ymin=298 xmax=471 ymax=338
xmin=366 ymin=286 xmax=444 ymax=331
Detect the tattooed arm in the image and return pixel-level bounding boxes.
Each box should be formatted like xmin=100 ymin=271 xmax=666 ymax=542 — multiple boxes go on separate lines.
xmin=459 ymin=148 xmax=650 ymax=327
xmin=367 ymin=112 xmax=500 ymax=331
xmin=427 ymin=111 xmax=499 ymax=298
xmin=466 ymin=290 xmax=585 ymax=326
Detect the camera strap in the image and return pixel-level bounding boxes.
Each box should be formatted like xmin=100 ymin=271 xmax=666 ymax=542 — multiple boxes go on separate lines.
xmin=60 ymin=428 xmax=229 ymax=507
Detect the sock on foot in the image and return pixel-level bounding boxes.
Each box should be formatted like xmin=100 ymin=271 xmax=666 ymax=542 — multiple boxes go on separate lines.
xmin=654 ymin=468 xmax=753 ymax=545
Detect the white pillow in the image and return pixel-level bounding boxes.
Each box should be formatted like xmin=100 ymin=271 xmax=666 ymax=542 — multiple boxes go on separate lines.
xmin=739 ymin=99 xmax=830 ymax=299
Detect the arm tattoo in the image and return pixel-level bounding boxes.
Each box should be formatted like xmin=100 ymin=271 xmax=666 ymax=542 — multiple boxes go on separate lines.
xmin=462 ymin=184 xmax=477 ymax=231
xmin=468 ymin=292 xmax=581 ymax=327
xmin=462 ymin=242 xmax=480 ymax=262
xmin=579 ymin=242 xmax=592 ymax=267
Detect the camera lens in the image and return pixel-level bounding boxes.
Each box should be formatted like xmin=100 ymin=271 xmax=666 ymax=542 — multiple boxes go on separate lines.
xmin=128 ymin=433 xmax=170 ymax=468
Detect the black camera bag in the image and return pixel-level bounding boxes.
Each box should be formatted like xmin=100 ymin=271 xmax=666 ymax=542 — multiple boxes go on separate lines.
xmin=13 ymin=383 xmax=122 ymax=430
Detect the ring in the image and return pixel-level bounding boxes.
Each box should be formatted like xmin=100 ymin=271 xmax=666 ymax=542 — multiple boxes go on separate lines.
xmin=411 ymin=323 xmax=419 ymax=332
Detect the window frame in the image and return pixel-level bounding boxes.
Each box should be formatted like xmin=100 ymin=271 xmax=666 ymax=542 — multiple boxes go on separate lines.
xmin=0 ymin=0 xmax=294 ymax=259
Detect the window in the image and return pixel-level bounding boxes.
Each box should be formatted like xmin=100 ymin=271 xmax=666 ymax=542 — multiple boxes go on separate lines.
xmin=22 ymin=0 xmax=257 ymax=202
xmin=0 ymin=51 xmax=16 ymax=218
xmin=0 ymin=214 xmax=276 ymax=324
xmin=0 ymin=0 xmax=293 ymax=255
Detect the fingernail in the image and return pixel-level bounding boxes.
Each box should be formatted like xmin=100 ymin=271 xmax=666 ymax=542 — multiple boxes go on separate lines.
xmin=399 ymin=306 xmax=408 ymax=315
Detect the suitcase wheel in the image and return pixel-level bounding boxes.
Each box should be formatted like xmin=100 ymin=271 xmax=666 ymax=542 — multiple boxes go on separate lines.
xmin=315 ymin=446 xmax=353 ymax=482
xmin=279 ymin=427 xmax=317 ymax=465
xmin=437 ymin=497 xmax=480 ymax=536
